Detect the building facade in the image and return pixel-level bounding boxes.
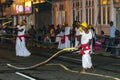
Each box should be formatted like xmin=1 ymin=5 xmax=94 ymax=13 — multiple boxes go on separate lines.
xmin=53 ymin=0 xmax=120 ymax=35
xmin=11 ymin=0 xmax=52 ymax=32
xmin=52 ymin=0 xmax=72 ymax=26
xmin=2 ymin=0 xmax=120 ymax=35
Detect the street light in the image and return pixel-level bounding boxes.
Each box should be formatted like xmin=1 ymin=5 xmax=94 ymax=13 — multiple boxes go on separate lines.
xmin=32 ymin=0 xmax=45 ymax=4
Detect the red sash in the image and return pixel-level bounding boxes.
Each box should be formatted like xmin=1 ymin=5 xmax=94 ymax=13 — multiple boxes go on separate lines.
xmin=61 ymin=35 xmax=65 ymax=43
xmin=18 ymin=35 xmax=27 ymax=41
xmin=61 ymin=35 xmax=70 ymax=43
xmin=66 ymin=35 xmax=70 ymax=40
xmin=80 ymin=44 xmax=91 ymax=55
xmin=75 ymin=35 xmax=79 ymax=41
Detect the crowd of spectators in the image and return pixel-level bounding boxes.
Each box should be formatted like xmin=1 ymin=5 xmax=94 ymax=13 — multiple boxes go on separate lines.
xmin=0 ymin=22 xmax=120 ymax=55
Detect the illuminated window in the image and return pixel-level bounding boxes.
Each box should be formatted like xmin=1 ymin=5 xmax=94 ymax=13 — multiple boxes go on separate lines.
xmin=102 ymin=0 xmax=107 ymax=4
xmin=98 ymin=0 xmax=111 ymax=24
xmin=16 ymin=4 xmax=24 ymax=14
xmin=25 ymin=1 xmax=32 ymax=13
xmin=99 ymin=0 xmax=111 ymax=4
xmin=115 ymin=0 xmax=120 ymax=3
xmin=72 ymin=0 xmax=82 ymax=21
xmin=86 ymin=0 xmax=94 ymax=24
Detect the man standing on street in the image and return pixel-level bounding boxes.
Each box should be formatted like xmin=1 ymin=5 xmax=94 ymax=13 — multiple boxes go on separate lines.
xmin=28 ymin=25 xmax=36 ymax=46
xmin=16 ymin=20 xmax=31 ymax=57
xmin=109 ymin=21 xmax=116 ymax=56
xmin=77 ymin=21 xmax=94 ymax=73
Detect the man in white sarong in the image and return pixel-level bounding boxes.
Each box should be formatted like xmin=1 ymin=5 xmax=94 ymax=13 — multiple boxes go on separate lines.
xmin=58 ymin=30 xmax=65 ymax=49
xmin=77 ymin=21 xmax=94 ymax=73
xmin=58 ymin=25 xmax=65 ymax=49
xmin=16 ymin=20 xmax=31 ymax=57
xmin=75 ymin=23 xmax=80 ymax=47
xmin=64 ymin=24 xmax=71 ymax=48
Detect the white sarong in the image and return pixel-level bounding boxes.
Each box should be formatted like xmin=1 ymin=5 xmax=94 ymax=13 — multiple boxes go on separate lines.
xmin=82 ymin=50 xmax=92 ymax=68
xmin=16 ymin=37 xmax=31 ymax=57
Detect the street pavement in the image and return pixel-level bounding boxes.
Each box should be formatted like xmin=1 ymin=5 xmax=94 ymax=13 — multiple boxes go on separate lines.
xmin=0 ymin=43 xmax=120 ymax=80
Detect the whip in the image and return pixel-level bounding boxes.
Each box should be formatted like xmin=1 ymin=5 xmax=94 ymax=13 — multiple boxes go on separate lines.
xmin=7 ymin=47 xmax=77 ymax=70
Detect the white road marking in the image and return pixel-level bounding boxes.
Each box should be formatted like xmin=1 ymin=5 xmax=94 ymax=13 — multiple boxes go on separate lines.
xmin=15 ymin=72 xmax=36 ymax=80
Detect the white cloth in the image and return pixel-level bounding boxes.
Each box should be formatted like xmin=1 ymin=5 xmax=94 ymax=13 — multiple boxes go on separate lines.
xmin=90 ymin=29 xmax=95 ymax=38
xmin=80 ymin=30 xmax=93 ymax=68
xmin=89 ymin=29 xmax=95 ymax=53
xmin=58 ymin=31 xmax=65 ymax=49
xmin=80 ymin=30 xmax=92 ymax=44
xmin=82 ymin=50 xmax=92 ymax=68
xmin=64 ymin=26 xmax=70 ymax=48
xmin=55 ymin=34 xmax=60 ymax=42
xmin=16 ymin=25 xmax=31 ymax=57
xmin=17 ymin=25 xmax=25 ymax=36
xmin=75 ymin=27 xmax=80 ymax=47
xmin=65 ymin=26 xmax=70 ymax=35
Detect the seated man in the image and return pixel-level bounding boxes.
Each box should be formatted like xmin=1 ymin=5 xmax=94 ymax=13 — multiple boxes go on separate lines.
xmin=43 ymin=33 xmax=51 ymax=48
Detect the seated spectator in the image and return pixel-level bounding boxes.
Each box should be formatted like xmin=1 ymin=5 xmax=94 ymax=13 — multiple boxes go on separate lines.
xmin=43 ymin=33 xmax=51 ymax=48
xmin=49 ymin=25 xmax=55 ymax=48
xmin=94 ymin=30 xmax=105 ymax=50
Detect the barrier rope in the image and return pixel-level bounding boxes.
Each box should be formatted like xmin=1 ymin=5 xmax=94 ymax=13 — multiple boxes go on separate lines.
xmin=7 ymin=47 xmax=76 ymax=70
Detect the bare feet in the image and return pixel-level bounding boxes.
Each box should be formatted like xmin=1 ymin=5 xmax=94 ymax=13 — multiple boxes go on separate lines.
xmin=91 ymin=66 xmax=95 ymax=72
xmin=80 ymin=68 xmax=87 ymax=73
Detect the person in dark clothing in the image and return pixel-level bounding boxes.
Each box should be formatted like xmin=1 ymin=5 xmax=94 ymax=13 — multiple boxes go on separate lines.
xmin=106 ymin=21 xmax=116 ymax=55
xmin=28 ymin=25 xmax=36 ymax=46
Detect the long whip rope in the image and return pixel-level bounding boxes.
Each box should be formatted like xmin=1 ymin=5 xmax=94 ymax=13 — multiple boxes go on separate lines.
xmin=7 ymin=47 xmax=76 ymax=70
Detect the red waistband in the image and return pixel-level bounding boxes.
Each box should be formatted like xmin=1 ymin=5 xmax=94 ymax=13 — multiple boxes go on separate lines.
xmin=18 ymin=35 xmax=26 ymax=41
xmin=80 ymin=44 xmax=91 ymax=55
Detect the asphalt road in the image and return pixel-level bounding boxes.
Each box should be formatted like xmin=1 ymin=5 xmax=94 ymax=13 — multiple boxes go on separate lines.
xmin=0 ymin=44 xmax=120 ymax=80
